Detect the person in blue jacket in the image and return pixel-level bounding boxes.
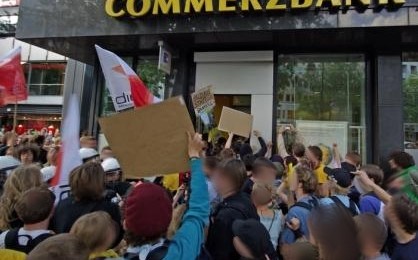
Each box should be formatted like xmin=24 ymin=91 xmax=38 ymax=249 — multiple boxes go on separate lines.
xmin=123 ymin=132 xmax=209 ymax=260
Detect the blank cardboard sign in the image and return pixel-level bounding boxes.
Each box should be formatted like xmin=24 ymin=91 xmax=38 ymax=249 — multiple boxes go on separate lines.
xmin=99 ymin=97 xmax=195 ymax=178
xmin=218 ymin=106 xmax=253 ymax=138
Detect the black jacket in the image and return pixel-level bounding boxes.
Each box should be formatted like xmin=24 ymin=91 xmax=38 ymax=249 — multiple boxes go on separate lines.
xmin=51 ymin=196 xmax=123 ymax=247
xmin=206 ymin=192 xmax=259 ymax=260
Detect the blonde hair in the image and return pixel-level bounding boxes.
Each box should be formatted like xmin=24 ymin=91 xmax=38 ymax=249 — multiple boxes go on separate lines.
xmin=251 ymin=182 xmax=273 ymax=206
xmin=70 ymin=211 xmax=116 ymax=253
xmin=0 ymin=165 xmax=43 ymax=230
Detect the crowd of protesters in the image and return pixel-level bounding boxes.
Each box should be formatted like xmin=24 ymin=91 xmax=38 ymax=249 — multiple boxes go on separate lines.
xmin=0 ymin=125 xmax=417 ymax=260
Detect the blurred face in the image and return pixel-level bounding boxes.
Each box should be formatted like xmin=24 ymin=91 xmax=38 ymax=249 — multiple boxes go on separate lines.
xmin=212 ymin=170 xmax=235 ymax=197
xmin=233 ymin=237 xmax=253 ymax=259
xmin=100 ymin=149 xmax=113 ymax=161
xmin=253 ymin=166 xmax=276 ymax=184
xmin=20 ymin=151 xmax=34 ymax=165
xmin=105 ymin=171 xmax=120 ymax=183
xmin=389 ymin=159 xmax=401 ymax=172
xmin=306 ymin=149 xmax=318 ymax=164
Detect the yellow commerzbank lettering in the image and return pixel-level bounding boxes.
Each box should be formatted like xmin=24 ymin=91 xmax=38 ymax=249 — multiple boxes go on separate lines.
xmin=153 ymin=0 xmax=181 ymax=15
xmin=291 ymin=0 xmax=313 ymax=9
xmin=105 ymin=0 xmax=126 ymax=17
xmin=184 ymin=0 xmax=214 ymax=13
xmin=315 ymin=0 xmax=342 ymax=7
xmin=241 ymin=0 xmax=263 ymax=11
xmin=126 ymin=0 xmax=151 ymax=16
xmin=266 ymin=0 xmax=286 ymax=10
xmin=219 ymin=0 xmax=236 ymax=12
xmin=105 ymin=0 xmax=406 ymax=18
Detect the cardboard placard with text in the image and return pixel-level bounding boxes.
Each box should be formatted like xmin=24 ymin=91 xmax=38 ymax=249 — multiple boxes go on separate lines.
xmin=191 ymin=85 xmax=215 ymax=115
xmin=218 ymin=106 xmax=253 ymax=138
xmin=99 ymin=96 xmax=195 ymax=178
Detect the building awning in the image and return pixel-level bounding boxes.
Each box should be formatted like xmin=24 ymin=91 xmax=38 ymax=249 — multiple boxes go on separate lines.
xmin=0 ymin=104 xmax=62 ymax=115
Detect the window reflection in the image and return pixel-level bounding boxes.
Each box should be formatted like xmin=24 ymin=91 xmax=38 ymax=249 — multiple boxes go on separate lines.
xmin=403 ymin=53 xmax=418 ymax=161
xmin=277 ymin=54 xmax=366 ymax=163
xmin=23 ymin=63 xmax=66 ymax=96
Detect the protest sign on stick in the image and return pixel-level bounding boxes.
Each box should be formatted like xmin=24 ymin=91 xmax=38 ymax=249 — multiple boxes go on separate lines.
xmin=218 ymin=106 xmax=253 ymax=138
xmin=99 ymin=96 xmax=195 ymax=178
xmin=191 ymin=86 xmax=215 ymax=126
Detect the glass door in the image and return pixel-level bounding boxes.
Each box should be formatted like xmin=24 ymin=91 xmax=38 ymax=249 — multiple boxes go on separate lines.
xmin=276 ymin=54 xmax=366 ymax=163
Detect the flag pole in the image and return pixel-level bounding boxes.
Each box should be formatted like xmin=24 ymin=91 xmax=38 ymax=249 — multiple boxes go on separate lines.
xmin=12 ymin=99 xmax=17 ymax=133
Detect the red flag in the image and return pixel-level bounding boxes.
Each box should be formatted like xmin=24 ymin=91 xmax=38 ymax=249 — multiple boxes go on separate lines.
xmin=0 ymin=47 xmax=28 ymax=106
xmin=95 ymin=45 xmax=160 ymax=111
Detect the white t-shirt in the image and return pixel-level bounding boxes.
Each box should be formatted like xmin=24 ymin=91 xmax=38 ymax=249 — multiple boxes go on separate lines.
xmin=0 ymin=228 xmax=52 ymax=248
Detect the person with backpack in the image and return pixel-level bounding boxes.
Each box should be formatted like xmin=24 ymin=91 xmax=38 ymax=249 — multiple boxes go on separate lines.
xmin=357 ymin=164 xmax=386 ymax=222
xmin=232 ymin=219 xmax=279 ymax=260
xmin=320 ymin=168 xmax=359 ymax=216
xmin=0 ymin=187 xmax=55 ymax=254
xmin=206 ymin=159 xmax=259 ymax=260
xmin=280 ymin=165 xmax=318 ymax=259
xmin=51 ymin=162 xmax=123 ymax=248
xmin=123 ymin=132 xmax=210 ymax=260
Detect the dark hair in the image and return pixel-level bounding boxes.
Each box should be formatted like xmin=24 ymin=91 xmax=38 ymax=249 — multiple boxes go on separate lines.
xmin=15 ymin=187 xmax=55 ymax=224
xmin=242 ymin=154 xmax=256 ymax=172
xmin=34 ymin=135 xmax=45 ymax=147
xmin=204 ymin=156 xmax=221 ymax=171
xmin=354 ymin=213 xmax=388 ymax=250
xmin=285 ymin=155 xmax=298 ymax=167
xmin=16 ymin=144 xmax=39 ymax=162
xmin=252 ymin=157 xmax=277 ymax=176
xmin=69 ymin=162 xmax=105 ymax=201
xmin=219 ymin=159 xmax=247 ymax=192
xmin=360 ymin=164 xmax=384 ymax=186
xmin=391 ymin=193 xmax=418 ymax=234
xmin=27 ymin=234 xmax=90 ymax=260
xmin=292 ymin=143 xmax=306 ymax=158
xmin=389 ymin=151 xmax=415 ymax=169
xmin=295 ymin=165 xmax=317 ymax=194
xmin=308 ymin=146 xmax=323 ymax=162
xmin=309 ymin=204 xmax=361 ymax=260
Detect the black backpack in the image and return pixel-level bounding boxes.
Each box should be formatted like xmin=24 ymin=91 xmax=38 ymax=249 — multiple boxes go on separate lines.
xmin=329 ymin=196 xmax=359 ymax=216
xmin=290 ymin=196 xmax=319 ymax=212
xmin=4 ymin=228 xmax=53 ymax=254
xmin=123 ymin=240 xmax=212 ymax=260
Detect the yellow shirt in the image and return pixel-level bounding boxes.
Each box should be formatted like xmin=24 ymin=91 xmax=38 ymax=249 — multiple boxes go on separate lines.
xmin=89 ymin=249 xmax=119 ymax=259
xmin=163 ymin=173 xmax=180 ymax=192
xmin=0 ymin=249 xmax=26 ymax=260
xmin=314 ymin=164 xmax=329 ymax=184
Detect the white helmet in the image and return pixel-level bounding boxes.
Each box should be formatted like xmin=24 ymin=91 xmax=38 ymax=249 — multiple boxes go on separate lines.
xmin=0 ymin=156 xmax=21 ymax=175
xmin=79 ymin=148 xmax=99 ymax=161
xmin=101 ymin=158 xmax=121 ymax=173
xmin=41 ymin=166 xmax=56 ymax=182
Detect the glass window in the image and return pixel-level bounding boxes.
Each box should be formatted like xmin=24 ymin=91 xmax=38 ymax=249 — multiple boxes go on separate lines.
xmin=24 ymin=63 xmax=66 ymax=96
xmin=402 ymin=53 xmax=418 ymax=160
xmin=277 ymin=54 xmax=366 ymax=163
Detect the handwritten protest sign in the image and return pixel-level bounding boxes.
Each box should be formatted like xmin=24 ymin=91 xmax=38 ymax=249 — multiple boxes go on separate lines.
xmin=99 ymin=96 xmax=195 ymax=178
xmin=191 ymin=86 xmax=215 ymax=125
xmin=218 ymin=106 xmax=253 ymax=138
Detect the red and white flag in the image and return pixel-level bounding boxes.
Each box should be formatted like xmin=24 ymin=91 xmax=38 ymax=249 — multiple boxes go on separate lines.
xmin=50 ymin=94 xmax=82 ymax=202
xmin=0 ymin=47 xmax=28 ymax=107
xmin=95 ymin=45 xmax=160 ymax=111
